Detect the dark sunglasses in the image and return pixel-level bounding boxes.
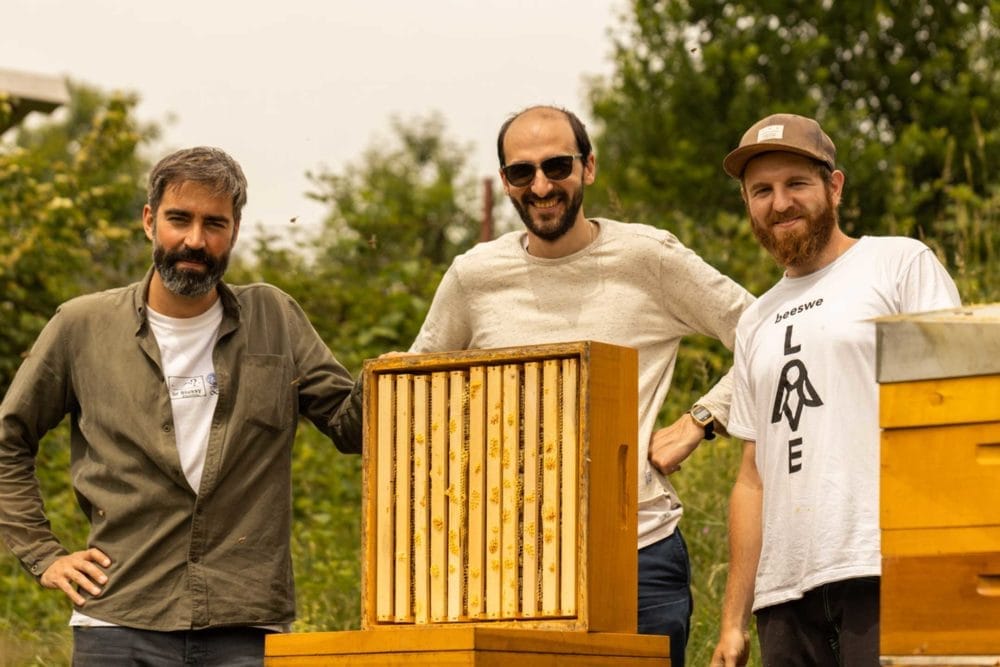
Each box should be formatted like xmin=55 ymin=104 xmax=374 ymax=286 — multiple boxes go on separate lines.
xmin=501 ymin=154 xmax=582 ymax=187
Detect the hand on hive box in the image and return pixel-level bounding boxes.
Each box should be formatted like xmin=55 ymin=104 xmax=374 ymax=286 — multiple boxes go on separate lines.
xmin=378 ymin=351 xmax=412 ymax=359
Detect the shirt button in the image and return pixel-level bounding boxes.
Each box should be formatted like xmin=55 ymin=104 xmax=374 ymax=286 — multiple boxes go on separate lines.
xmin=191 ymin=555 xmax=200 ymax=564
xmin=162 ymin=424 xmax=172 ymax=433
xmin=97 ymin=509 xmax=105 ymax=518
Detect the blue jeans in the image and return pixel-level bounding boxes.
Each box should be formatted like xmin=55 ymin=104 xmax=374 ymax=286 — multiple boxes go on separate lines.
xmin=638 ymin=529 xmax=692 ymax=667
xmin=73 ymin=626 xmax=269 ymax=666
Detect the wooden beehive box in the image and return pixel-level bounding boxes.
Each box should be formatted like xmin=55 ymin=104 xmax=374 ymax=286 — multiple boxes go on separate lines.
xmin=360 ymin=341 xmax=638 ymax=633
xmin=265 ymin=627 xmax=670 ymax=665
xmin=877 ymin=305 xmax=1000 ymax=662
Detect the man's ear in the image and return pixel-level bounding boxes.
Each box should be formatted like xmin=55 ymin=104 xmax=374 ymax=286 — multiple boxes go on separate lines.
xmin=829 ymin=169 xmax=846 ymax=208
xmin=499 ymin=168 xmax=512 ymax=196
xmin=142 ymin=205 xmax=155 ymax=241
xmin=583 ymin=153 xmax=597 ymax=185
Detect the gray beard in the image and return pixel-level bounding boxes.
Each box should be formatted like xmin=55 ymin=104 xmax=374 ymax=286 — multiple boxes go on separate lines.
xmin=153 ymin=245 xmax=228 ymax=298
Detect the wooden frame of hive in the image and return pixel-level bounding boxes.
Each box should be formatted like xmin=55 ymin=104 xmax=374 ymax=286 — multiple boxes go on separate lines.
xmin=876 ymin=305 xmax=1000 ymax=661
xmin=360 ymin=341 xmax=638 ymax=633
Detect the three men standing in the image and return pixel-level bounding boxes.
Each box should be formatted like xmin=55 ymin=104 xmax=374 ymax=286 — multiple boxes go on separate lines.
xmin=0 ymin=113 xmax=965 ymax=667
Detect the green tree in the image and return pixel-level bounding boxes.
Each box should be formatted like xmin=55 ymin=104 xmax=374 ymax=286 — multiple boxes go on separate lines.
xmin=0 ymin=82 xmax=157 ymax=663
xmin=231 ymin=113 xmax=484 ymax=631
xmin=0 ymin=82 xmax=156 ymax=394
xmin=0 ymin=93 xmax=12 ymax=134
xmin=588 ymin=0 xmax=1000 ymax=278
xmin=238 ymin=113 xmax=483 ymax=373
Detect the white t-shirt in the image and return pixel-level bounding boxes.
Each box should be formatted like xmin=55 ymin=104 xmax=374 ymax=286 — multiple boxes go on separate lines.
xmin=146 ymin=301 xmax=224 ymax=492
xmin=727 ymin=236 xmax=960 ymax=611
xmin=410 ymin=218 xmax=754 ymax=548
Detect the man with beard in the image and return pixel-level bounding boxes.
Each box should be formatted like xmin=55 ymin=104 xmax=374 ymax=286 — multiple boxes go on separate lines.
xmin=710 ymin=114 xmax=960 ymax=667
xmin=409 ymin=105 xmax=754 ymax=666
xmin=0 ymin=147 xmax=363 ymax=665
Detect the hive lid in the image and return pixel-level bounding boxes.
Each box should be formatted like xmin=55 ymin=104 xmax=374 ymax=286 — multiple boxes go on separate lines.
xmin=875 ymin=303 xmax=1000 ymax=382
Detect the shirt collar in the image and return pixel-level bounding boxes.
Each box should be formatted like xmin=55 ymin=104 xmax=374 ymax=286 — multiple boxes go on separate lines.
xmin=132 ymin=266 xmax=242 ymax=334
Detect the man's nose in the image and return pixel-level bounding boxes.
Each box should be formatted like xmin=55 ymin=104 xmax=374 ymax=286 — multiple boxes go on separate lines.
xmin=772 ymin=186 xmax=794 ymax=212
xmin=184 ymin=222 xmax=206 ymax=249
xmin=529 ymin=169 xmax=555 ymax=197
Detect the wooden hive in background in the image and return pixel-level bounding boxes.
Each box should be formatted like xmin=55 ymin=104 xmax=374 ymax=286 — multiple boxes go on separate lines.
xmin=361 ymin=341 xmax=638 ymax=633
xmin=877 ymin=305 xmax=1000 ymax=664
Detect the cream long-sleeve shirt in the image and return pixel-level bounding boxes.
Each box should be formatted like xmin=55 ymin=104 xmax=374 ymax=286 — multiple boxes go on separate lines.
xmin=410 ymin=218 xmax=754 ymax=548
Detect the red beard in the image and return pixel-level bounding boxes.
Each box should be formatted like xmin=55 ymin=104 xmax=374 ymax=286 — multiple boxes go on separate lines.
xmin=751 ymin=188 xmax=838 ymax=270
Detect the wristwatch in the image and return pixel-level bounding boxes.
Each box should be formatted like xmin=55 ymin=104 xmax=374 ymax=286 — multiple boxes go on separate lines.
xmin=689 ymin=404 xmax=716 ymax=441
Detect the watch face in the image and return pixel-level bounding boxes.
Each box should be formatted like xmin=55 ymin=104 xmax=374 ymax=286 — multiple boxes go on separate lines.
xmin=691 ymin=405 xmax=712 ymax=424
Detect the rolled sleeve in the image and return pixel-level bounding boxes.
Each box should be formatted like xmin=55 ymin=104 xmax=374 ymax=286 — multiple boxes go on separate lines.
xmin=0 ymin=312 xmax=74 ymax=578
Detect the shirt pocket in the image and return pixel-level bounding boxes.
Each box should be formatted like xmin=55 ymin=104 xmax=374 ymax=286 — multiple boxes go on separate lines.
xmin=239 ymin=354 xmax=295 ymax=431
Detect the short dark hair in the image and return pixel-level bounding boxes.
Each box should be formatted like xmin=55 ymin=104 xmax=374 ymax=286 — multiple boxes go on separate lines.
xmin=147 ymin=147 xmax=248 ymax=223
xmin=496 ymin=106 xmax=593 ymax=167
xmin=740 ymin=156 xmax=835 ymax=194
xmin=812 ymin=161 xmax=834 ymax=186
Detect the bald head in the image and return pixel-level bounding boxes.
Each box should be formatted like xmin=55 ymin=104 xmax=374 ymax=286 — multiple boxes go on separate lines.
xmin=496 ymin=105 xmax=592 ymax=167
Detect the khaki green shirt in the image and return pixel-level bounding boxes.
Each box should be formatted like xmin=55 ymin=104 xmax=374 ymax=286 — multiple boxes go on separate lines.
xmin=0 ymin=268 xmax=362 ymax=630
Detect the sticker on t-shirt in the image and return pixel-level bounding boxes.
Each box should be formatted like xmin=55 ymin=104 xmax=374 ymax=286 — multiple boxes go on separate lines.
xmin=169 ymin=375 xmax=208 ymax=399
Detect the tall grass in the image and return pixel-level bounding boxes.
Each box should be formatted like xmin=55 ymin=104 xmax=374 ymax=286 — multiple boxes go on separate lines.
xmin=674 ymin=432 xmax=758 ymax=665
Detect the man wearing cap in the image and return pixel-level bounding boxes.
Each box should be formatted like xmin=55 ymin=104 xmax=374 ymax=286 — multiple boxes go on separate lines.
xmin=409 ymin=105 xmax=755 ymax=666
xmin=710 ymin=114 xmax=960 ymax=666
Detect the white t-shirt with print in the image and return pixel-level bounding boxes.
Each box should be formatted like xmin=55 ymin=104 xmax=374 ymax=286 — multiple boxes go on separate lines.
xmin=147 ymin=300 xmax=223 ymax=492
xmin=727 ymin=236 xmax=960 ymax=611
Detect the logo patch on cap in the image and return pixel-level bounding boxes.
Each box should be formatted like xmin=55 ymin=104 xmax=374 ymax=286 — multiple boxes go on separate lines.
xmin=757 ymin=124 xmax=784 ymax=141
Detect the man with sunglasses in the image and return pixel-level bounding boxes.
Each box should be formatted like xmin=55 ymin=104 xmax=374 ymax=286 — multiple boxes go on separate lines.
xmin=409 ymin=105 xmax=754 ymax=665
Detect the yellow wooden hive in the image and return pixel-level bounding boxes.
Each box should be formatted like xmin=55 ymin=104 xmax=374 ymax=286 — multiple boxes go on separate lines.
xmin=361 ymin=341 xmax=638 ymax=633
xmin=877 ymin=304 xmax=1000 ymax=665
xmin=265 ymin=341 xmax=671 ymax=665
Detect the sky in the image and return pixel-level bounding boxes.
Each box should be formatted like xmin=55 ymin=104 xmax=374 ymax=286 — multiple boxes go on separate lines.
xmin=3 ymin=0 xmax=621 ymax=247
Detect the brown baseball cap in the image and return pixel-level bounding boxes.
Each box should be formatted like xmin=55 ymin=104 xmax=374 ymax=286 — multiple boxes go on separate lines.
xmin=723 ymin=113 xmax=836 ymax=178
